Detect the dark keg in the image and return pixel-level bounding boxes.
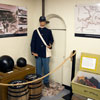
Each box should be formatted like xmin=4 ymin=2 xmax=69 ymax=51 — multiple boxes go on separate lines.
xmin=8 ymin=80 xmax=29 ymax=100
xmin=25 ymin=74 xmax=42 ymax=100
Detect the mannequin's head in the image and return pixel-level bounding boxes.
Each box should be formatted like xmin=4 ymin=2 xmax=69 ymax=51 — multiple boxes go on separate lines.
xmin=39 ymin=16 xmax=46 ymax=27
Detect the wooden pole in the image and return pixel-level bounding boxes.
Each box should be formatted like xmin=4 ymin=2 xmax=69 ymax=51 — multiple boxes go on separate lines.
xmin=71 ymin=50 xmax=76 ymax=81
xmin=70 ymin=50 xmax=76 ymax=97
xmin=62 ymin=50 xmax=76 ymax=100
xmin=42 ymin=0 xmax=45 ymax=16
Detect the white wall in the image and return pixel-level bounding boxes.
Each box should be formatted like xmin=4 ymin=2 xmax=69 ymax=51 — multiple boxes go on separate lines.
xmin=1 ymin=0 xmax=100 ymax=86
xmin=0 ymin=0 xmax=42 ymax=66
xmin=44 ymin=0 xmax=100 ymax=85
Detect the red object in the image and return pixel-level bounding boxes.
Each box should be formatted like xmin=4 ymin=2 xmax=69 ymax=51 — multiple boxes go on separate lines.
xmin=85 ymin=79 xmax=97 ymax=88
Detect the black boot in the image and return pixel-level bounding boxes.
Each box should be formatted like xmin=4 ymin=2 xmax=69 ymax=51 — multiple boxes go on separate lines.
xmin=44 ymin=83 xmax=50 ymax=88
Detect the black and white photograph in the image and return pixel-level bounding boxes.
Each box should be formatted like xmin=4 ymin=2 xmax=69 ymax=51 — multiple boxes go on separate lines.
xmin=0 ymin=4 xmax=27 ymax=38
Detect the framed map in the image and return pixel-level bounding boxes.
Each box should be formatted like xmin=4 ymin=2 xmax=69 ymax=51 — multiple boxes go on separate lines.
xmin=75 ymin=4 xmax=100 ymax=38
xmin=0 ymin=3 xmax=27 ymax=38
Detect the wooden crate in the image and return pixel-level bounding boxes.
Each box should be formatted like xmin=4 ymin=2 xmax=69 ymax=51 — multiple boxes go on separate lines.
xmin=72 ymin=94 xmax=87 ymax=100
xmin=72 ymin=53 xmax=100 ymax=100
xmin=0 ymin=65 xmax=35 ymax=100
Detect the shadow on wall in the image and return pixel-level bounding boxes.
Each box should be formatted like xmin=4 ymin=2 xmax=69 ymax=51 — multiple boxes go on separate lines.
xmin=46 ymin=14 xmax=66 ymax=29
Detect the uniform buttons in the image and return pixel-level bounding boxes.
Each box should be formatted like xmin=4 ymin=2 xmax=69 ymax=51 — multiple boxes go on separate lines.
xmin=41 ymin=45 xmax=43 ymax=47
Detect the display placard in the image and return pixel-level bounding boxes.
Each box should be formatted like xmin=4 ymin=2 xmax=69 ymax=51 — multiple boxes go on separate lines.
xmin=80 ymin=53 xmax=100 ymax=74
xmin=82 ymin=57 xmax=96 ymax=70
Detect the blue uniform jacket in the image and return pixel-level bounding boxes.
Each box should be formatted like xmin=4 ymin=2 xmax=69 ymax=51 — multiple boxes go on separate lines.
xmin=31 ymin=27 xmax=54 ymax=58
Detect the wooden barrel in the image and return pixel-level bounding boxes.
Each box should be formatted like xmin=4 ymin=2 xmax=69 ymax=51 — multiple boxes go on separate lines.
xmin=25 ymin=74 xmax=42 ymax=100
xmin=8 ymin=80 xmax=29 ymax=100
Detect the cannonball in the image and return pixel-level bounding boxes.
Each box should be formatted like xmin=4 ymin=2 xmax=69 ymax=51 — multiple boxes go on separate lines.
xmin=0 ymin=55 xmax=14 ymax=73
xmin=17 ymin=57 xmax=27 ymax=67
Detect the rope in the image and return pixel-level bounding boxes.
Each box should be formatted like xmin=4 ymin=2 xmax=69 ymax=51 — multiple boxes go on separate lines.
xmin=0 ymin=51 xmax=76 ymax=87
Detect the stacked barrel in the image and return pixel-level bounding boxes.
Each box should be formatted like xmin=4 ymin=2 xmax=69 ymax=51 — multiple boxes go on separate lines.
xmin=25 ymin=74 xmax=42 ymax=100
xmin=8 ymin=74 xmax=42 ymax=100
xmin=8 ymin=80 xmax=29 ymax=100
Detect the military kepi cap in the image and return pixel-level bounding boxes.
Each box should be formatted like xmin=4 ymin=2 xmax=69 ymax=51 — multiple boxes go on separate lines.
xmin=39 ymin=16 xmax=46 ymax=22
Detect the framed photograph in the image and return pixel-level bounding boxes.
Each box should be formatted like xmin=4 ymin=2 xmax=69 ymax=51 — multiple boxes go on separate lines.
xmin=75 ymin=4 xmax=100 ymax=39
xmin=0 ymin=3 xmax=27 ymax=38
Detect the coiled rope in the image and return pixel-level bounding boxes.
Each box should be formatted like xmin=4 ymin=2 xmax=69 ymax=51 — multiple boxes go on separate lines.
xmin=0 ymin=51 xmax=76 ymax=87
